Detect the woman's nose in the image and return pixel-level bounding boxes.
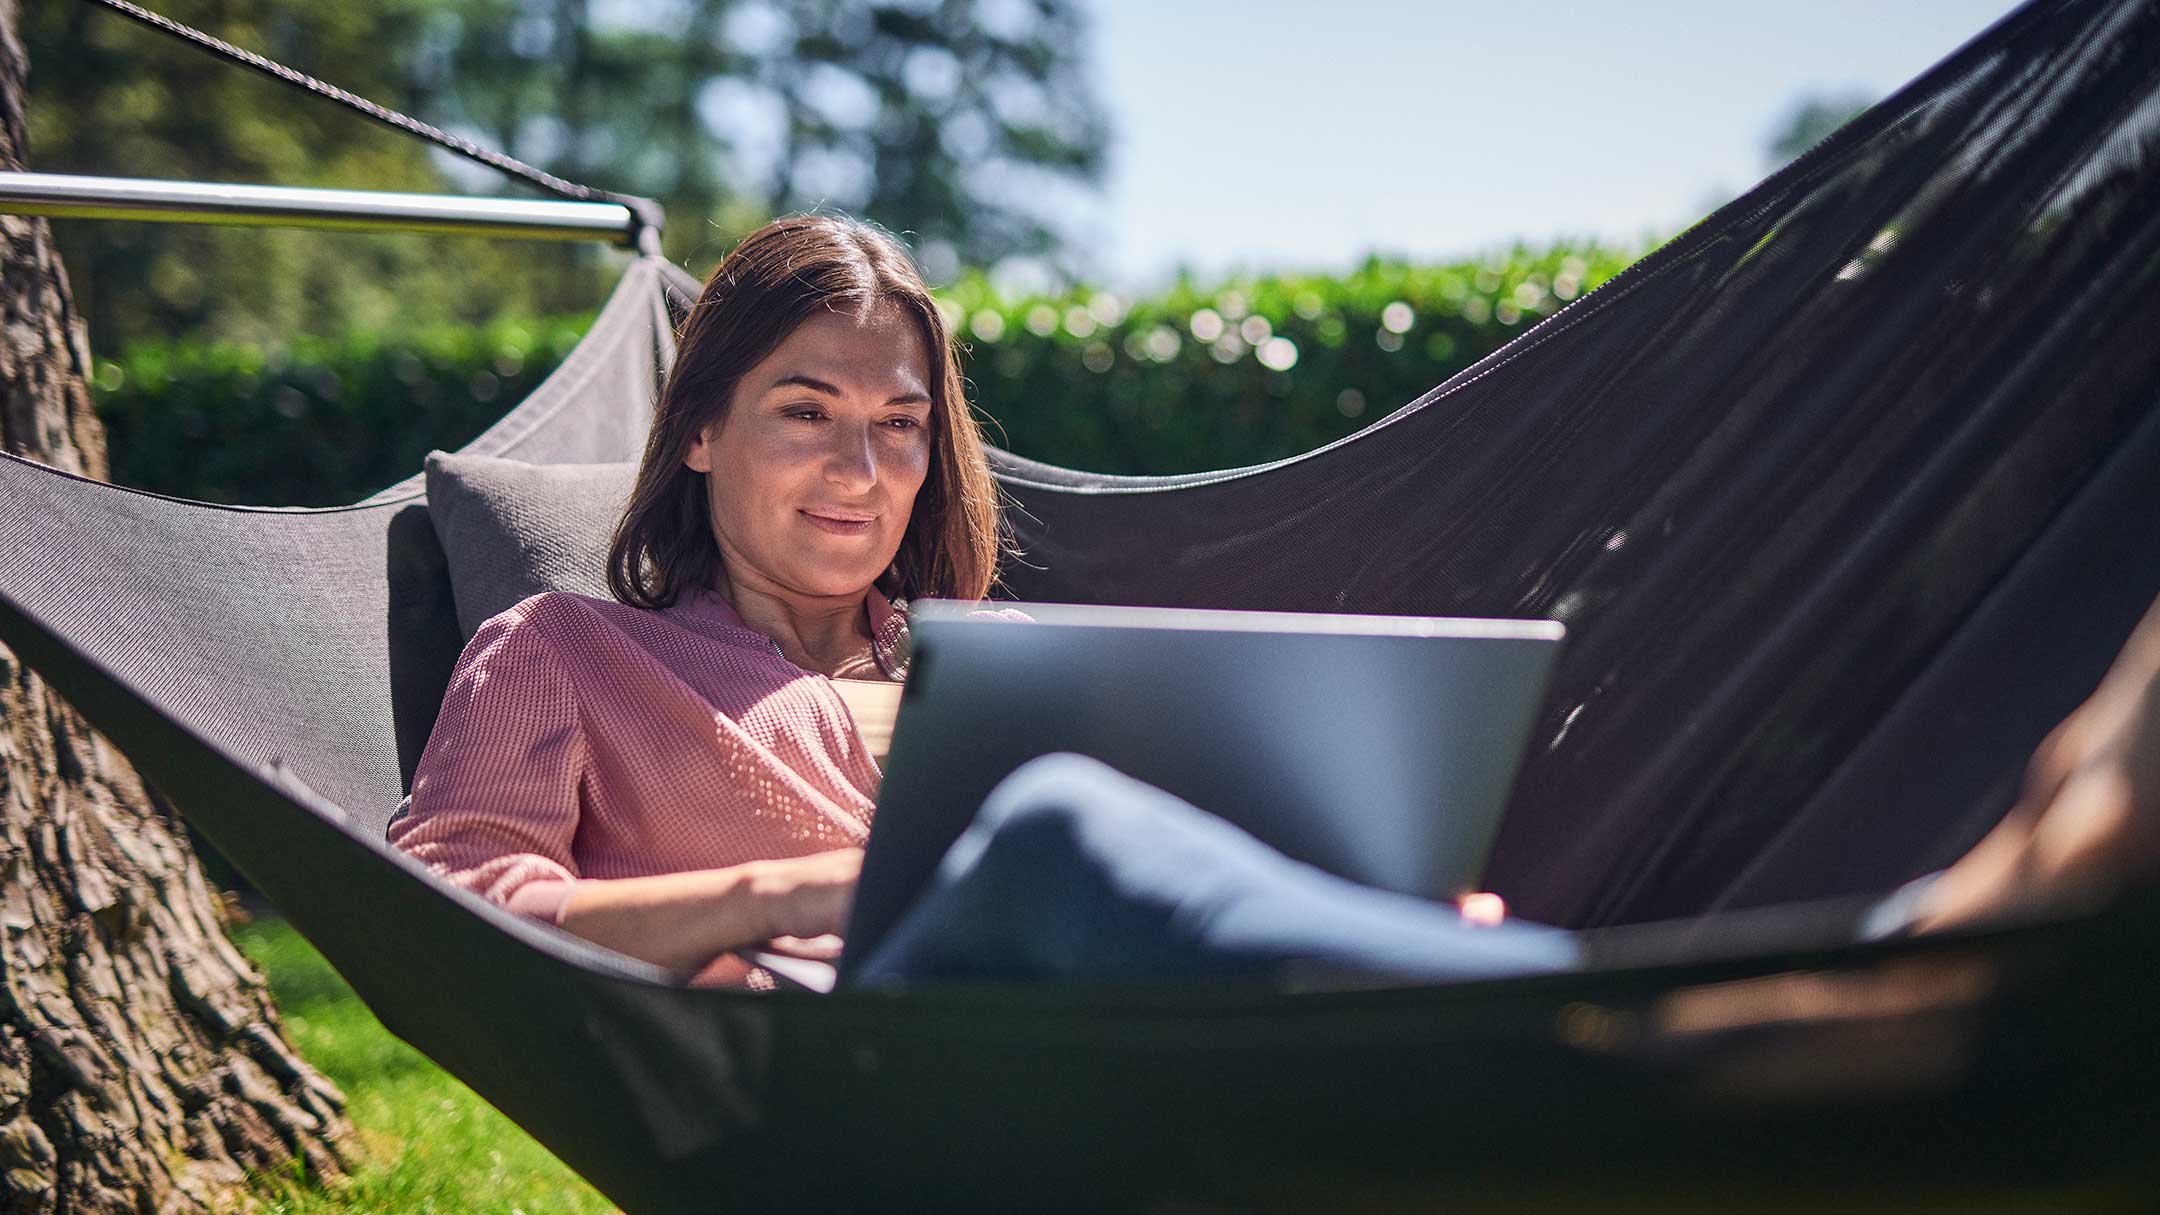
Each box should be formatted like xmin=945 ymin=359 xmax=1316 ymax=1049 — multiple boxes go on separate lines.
xmin=822 ymin=424 xmax=879 ymax=491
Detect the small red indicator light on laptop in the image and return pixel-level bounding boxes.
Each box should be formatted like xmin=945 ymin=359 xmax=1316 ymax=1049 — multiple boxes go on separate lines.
xmin=1457 ymin=892 xmax=1506 ymax=927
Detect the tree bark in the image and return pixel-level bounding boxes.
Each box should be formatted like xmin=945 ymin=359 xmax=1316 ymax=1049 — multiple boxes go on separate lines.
xmin=0 ymin=3 xmax=354 ymax=1211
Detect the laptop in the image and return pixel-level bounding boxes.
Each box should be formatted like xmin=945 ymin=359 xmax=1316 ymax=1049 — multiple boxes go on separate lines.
xmin=760 ymin=601 xmax=1565 ymax=991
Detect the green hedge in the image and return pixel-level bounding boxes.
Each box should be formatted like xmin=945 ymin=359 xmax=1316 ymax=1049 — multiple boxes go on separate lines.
xmin=91 ymin=316 xmax=594 ymax=507
xmin=89 ymin=241 xmax=1639 ymax=506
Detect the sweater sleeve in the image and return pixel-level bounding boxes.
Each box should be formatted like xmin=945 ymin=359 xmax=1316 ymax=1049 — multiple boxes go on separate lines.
xmin=389 ymin=598 xmax=585 ymax=925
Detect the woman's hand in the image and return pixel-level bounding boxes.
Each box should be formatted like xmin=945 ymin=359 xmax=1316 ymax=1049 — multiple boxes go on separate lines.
xmin=555 ymin=847 xmax=864 ymax=972
xmin=1917 ymin=596 xmax=2160 ymax=931
xmin=740 ymin=848 xmax=864 ymax=942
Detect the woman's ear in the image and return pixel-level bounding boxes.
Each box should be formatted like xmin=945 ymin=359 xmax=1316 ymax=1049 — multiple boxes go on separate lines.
xmin=684 ymin=423 xmax=714 ymax=474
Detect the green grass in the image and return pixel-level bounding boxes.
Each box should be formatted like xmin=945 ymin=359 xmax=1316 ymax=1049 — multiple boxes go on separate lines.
xmin=232 ymin=915 xmax=615 ymax=1214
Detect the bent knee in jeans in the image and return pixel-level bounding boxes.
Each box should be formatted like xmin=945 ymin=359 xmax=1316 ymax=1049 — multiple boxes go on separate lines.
xmin=857 ymin=752 xmax=1583 ymax=986
xmin=971 ymin=752 xmax=1297 ymax=887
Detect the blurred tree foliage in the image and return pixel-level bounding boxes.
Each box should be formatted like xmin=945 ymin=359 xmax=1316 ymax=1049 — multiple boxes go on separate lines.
xmin=23 ymin=1 xmax=517 ymax=355
xmin=23 ymin=0 xmax=1106 ymax=355
xmin=431 ymin=0 xmax=1107 ymax=271
xmin=89 ymin=239 xmax=1642 ymax=504
xmin=1764 ymin=90 xmax=1876 ymax=168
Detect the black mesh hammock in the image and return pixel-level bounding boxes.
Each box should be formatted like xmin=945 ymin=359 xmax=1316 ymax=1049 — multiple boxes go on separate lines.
xmin=5 ymin=0 xmax=2160 ymax=1207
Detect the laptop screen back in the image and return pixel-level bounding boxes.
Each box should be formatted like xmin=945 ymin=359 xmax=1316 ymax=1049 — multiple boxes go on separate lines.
xmin=840 ymin=602 xmax=1564 ymax=977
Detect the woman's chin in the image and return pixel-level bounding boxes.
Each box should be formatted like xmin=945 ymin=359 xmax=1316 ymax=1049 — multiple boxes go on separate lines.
xmin=781 ymin=561 xmax=897 ymax=602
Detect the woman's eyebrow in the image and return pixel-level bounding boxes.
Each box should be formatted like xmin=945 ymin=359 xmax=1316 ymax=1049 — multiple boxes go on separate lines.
xmin=768 ymin=372 xmax=930 ymax=407
xmin=768 ymin=372 xmax=842 ymax=396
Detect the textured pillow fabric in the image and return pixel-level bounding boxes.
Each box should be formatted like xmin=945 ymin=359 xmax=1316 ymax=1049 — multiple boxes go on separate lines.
xmin=424 ymin=452 xmax=636 ymax=637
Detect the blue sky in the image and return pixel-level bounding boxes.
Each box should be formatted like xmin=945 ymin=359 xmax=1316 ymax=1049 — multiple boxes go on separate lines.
xmin=1080 ymin=0 xmax=2024 ymax=286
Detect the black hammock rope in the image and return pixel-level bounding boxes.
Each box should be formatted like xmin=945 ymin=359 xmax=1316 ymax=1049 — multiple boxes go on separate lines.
xmin=79 ymin=0 xmax=664 ymax=247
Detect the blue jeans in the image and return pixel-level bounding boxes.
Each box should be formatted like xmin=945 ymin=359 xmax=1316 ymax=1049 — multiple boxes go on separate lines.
xmin=850 ymin=753 xmax=1586 ymax=986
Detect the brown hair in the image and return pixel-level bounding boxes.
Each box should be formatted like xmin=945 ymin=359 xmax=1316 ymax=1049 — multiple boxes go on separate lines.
xmin=607 ymin=215 xmax=1004 ymax=609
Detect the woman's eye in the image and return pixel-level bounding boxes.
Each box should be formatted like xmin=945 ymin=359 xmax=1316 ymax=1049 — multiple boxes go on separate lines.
xmin=883 ymin=416 xmax=924 ymax=431
xmin=786 ymin=408 xmax=826 ymax=421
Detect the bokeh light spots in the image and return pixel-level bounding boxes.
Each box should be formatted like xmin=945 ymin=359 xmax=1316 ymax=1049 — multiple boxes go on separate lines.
xmin=1256 ymin=337 xmax=1299 ymax=371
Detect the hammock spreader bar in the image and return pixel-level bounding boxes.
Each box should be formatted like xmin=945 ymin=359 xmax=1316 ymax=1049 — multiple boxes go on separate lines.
xmin=0 ymin=171 xmax=650 ymax=247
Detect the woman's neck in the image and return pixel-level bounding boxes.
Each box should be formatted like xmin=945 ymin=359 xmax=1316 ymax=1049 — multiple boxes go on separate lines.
xmin=718 ymin=574 xmax=874 ymax=677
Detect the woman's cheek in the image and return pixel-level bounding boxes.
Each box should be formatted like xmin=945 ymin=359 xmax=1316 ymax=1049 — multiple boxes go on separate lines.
xmin=893 ymin=431 xmax=932 ymax=490
xmin=883 ymin=437 xmax=929 ymax=544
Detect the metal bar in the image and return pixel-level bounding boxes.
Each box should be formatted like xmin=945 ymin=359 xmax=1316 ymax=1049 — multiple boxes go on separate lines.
xmin=0 ymin=171 xmax=642 ymax=246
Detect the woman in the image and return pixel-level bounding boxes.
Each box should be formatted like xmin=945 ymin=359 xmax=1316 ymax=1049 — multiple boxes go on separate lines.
xmin=391 ymin=214 xmax=1003 ymax=986
xmin=393 ymin=214 xmax=2160 ymax=989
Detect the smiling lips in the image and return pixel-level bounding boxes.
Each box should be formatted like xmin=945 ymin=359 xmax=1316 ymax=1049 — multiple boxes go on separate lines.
xmin=800 ymin=508 xmax=877 ymax=537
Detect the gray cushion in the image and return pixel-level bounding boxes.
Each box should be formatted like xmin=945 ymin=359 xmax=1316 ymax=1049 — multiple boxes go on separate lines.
xmin=424 ymin=451 xmax=636 ymax=637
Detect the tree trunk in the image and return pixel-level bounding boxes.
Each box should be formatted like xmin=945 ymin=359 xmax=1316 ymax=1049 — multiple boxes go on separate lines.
xmin=0 ymin=3 xmax=354 ymax=1211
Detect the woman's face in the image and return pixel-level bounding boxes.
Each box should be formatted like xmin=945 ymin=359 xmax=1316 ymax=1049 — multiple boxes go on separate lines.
xmin=685 ymin=300 xmax=935 ymax=604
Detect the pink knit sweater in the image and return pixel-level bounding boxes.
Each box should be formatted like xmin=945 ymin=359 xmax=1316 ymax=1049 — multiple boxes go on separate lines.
xmin=389 ymin=585 xmax=917 ymax=985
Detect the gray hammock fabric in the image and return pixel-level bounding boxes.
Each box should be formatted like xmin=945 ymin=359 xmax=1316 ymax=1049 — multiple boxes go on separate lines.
xmin=3 ymin=0 xmax=2159 ymax=1206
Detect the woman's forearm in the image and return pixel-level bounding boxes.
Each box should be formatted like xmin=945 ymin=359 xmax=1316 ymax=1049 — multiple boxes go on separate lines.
xmin=555 ymin=848 xmax=862 ymax=972
xmin=556 ymin=866 xmax=768 ymax=971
